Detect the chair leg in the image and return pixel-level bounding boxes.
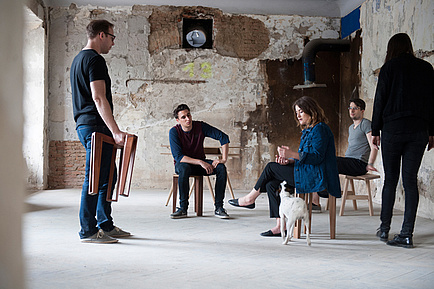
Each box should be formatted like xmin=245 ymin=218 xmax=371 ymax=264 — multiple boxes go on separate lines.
xmin=339 ymin=178 xmax=350 ymax=216
xmin=227 ymin=174 xmax=235 ymax=199
xmin=106 ymin=146 xmax=117 ymax=201
xmin=204 ymin=176 xmax=215 ymax=203
xmin=195 ymin=176 xmax=203 ymax=216
xmin=119 ymin=135 xmax=138 ymax=197
xmin=329 ymin=195 xmax=336 ymax=239
xmin=366 ymin=180 xmax=374 ymax=216
xmin=188 ymin=178 xmax=196 ymax=199
xmin=165 ymin=183 xmax=173 ymax=206
xmin=172 ymin=176 xmax=178 ymax=213
xmin=350 ymin=179 xmax=358 ymax=210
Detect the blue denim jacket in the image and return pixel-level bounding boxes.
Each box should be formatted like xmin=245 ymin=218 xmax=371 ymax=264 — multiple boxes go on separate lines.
xmin=294 ymin=122 xmax=341 ymax=197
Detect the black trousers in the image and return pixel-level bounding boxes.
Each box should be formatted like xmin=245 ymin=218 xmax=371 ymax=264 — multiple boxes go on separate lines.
xmin=254 ymin=162 xmax=295 ymax=218
xmin=380 ymin=130 xmax=428 ymax=237
xmin=336 ymin=157 xmax=367 ymax=176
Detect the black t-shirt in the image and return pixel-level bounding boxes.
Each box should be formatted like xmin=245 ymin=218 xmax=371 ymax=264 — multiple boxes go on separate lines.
xmin=70 ymin=49 xmax=113 ymax=128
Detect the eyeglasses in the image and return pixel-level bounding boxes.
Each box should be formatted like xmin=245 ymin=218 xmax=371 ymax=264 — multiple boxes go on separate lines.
xmin=104 ymin=32 xmax=116 ymax=40
xmin=348 ymin=106 xmax=361 ymax=110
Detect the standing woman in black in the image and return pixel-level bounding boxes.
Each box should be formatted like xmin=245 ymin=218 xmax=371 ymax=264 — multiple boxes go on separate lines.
xmin=372 ymin=33 xmax=434 ymax=248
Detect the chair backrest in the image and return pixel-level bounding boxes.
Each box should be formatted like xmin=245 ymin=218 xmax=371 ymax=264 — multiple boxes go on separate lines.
xmin=204 ymin=147 xmax=221 ymax=155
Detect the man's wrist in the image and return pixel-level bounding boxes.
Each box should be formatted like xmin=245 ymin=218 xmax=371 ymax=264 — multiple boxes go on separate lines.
xmin=368 ymin=163 xmax=374 ymax=166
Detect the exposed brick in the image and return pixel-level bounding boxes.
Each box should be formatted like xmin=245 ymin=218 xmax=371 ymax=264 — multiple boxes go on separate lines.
xmin=48 ymin=140 xmax=85 ymax=189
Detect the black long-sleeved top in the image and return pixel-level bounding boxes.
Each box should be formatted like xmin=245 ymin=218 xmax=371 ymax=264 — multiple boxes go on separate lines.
xmin=372 ymin=53 xmax=434 ymax=136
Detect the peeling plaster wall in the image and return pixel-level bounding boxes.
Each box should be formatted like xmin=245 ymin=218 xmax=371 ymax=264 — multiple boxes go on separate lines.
xmin=48 ymin=4 xmax=340 ymax=191
xmin=360 ymin=0 xmax=434 ymax=219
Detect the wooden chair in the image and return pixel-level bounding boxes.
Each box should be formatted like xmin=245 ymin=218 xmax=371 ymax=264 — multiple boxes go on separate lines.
xmin=339 ymin=173 xmax=380 ymax=216
xmin=293 ymin=191 xmax=336 ymax=239
xmin=165 ymin=147 xmax=236 ymax=206
xmin=171 ymin=175 xmax=204 ymax=216
xmin=89 ymin=132 xmax=138 ymax=202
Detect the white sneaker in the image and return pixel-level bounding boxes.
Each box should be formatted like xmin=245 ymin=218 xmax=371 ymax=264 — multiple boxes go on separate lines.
xmin=81 ymin=229 xmax=118 ymax=243
xmin=105 ymin=226 xmax=131 ymax=238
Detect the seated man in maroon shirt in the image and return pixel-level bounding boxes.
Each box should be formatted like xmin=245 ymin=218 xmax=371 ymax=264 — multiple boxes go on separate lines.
xmin=169 ymin=104 xmax=230 ymax=219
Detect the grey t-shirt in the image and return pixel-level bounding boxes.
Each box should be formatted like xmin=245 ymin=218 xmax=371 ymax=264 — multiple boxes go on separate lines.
xmin=345 ymin=118 xmax=371 ymax=163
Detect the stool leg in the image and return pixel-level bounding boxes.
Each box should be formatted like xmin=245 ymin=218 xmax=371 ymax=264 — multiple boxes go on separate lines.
xmin=227 ymin=175 xmax=235 ymax=199
xmin=106 ymin=146 xmax=117 ymax=201
xmin=366 ymin=180 xmax=374 ymax=216
xmin=339 ymin=178 xmax=350 ymax=216
xmin=188 ymin=178 xmax=196 ymax=199
xmin=204 ymin=176 xmax=215 ymax=203
xmin=165 ymin=183 xmax=173 ymax=206
xmin=293 ymin=193 xmax=304 ymax=239
xmin=329 ymin=195 xmax=336 ymax=239
xmin=350 ymin=179 xmax=358 ymax=210
xmin=195 ymin=176 xmax=203 ymax=216
xmin=172 ymin=176 xmax=178 ymax=213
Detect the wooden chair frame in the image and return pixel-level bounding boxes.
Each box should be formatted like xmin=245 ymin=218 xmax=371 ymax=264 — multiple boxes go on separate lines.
xmin=89 ymin=132 xmax=138 ymax=202
xmin=293 ymin=192 xmax=336 ymax=239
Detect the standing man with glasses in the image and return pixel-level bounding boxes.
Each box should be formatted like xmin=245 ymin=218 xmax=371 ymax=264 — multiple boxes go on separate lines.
xmin=70 ymin=20 xmax=130 ymax=243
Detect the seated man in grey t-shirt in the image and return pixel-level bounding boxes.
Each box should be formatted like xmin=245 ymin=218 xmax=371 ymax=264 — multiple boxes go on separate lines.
xmin=313 ymin=98 xmax=377 ymax=209
xmin=337 ymin=98 xmax=378 ymax=176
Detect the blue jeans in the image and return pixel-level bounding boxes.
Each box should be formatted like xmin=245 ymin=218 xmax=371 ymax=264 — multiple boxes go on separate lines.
xmin=77 ymin=125 xmax=116 ymax=238
xmin=380 ymin=130 xmax=428 ymax=237
xmin=175 ymin=161 xmax=227 ymax=210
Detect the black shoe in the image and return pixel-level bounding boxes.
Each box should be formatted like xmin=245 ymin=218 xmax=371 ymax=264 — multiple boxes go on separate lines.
xmin=312 ymin=203 xmax=321 ymax=212
xmin=215 ymin=207 xmax=230 ymax=219
xmin=170 ymin=207 xmax=187 ymax=219
xmin=376 ymin=228 xmax=389 ymax=242
xmin=317 ymin=190 xmax=329 ymax=198
xmin=260 ymin=230 xmax=281 ymax=237
xmin=228 ymin=199 xmax=255 ymax=209
xmin=387 ymin=234 xmax=414 ymax=248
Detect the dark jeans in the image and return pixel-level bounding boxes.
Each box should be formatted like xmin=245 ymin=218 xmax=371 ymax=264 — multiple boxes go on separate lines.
xmin=76 ymin=125 xmax=116 ymax=239
xmin=254 ymin=162 xmax=295 ymax=218
xmin=380 ymin=130 xmax=428 ymax=237
xmin=175 ymin=161 xmax=227 ymax=210
xmin=336 ymin=157 xmax=367 ymax=176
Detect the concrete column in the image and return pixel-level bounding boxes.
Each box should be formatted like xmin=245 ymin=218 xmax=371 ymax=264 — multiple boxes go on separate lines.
xmin=0 ymin=0 xmax=26 ymax=288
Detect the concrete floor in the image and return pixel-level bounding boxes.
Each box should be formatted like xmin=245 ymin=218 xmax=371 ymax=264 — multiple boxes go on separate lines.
xmin=24 ymin=189 xmax=434 ymax=289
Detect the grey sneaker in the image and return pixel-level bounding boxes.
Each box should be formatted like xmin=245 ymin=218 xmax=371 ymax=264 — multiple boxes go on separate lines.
xmin=215 ymin=207 xmax=230 ymax=219
xmin=81 ymin=229 xmax=118 ymax=244
xmin=171 ymin=207 xmax=187 ymax=219
xmin=105 ymin=226 xmax=131 ymax=238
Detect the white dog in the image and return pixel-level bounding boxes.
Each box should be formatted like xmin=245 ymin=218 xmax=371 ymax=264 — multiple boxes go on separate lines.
xmin=279 ymin=181 xmax=311 ymax=246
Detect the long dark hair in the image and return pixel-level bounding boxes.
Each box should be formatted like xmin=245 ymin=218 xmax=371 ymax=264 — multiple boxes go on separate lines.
xmin=385 ymin=33 xmax=414 ymax=63
xmin=292 ymin=96 xmax=328 ymax=129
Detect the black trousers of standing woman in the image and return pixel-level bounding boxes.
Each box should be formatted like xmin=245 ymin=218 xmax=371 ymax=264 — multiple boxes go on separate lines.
xmin=380 ymin=130 xmax=429 ymax=237
xmin=254 ymin=162 xmax=295 ymax=218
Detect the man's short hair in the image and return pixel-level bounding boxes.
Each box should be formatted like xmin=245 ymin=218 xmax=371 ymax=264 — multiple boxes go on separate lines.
xmin=349 ymin=98 xmax=366 ymax=110
xmin=173 ymin=104 xmax=190 ymax=119
xmin=86 ymin=20 xmax=114 ymax=39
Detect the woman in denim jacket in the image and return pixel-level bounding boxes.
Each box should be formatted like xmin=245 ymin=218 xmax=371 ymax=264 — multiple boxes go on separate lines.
xmin=229 ymin=96 xmax=340 ymax=236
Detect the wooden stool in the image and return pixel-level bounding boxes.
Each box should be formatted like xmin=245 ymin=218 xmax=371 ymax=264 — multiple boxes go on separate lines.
xmin=172 ymin=175 xmax=204 ymax=216
xmin=294 ymin=192 xmax=336 ymax=239
xmin=165 ymin=174 xmax=235 ymax=206
xmin=339 ymin=173 xmax=380 ymax=216
xmin=89 ymin=132 xmax=138 ymax=202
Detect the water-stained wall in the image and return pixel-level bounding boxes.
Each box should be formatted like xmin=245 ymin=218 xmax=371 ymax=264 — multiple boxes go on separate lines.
xmin=48 ymin=4 xmax=340 ymax=190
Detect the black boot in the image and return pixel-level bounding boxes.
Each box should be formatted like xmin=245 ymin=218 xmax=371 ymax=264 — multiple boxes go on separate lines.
xmin=386 ymin=234 xmax=413 ymax=248
xmin=376 ymin=227 xmax=389 ymax=242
